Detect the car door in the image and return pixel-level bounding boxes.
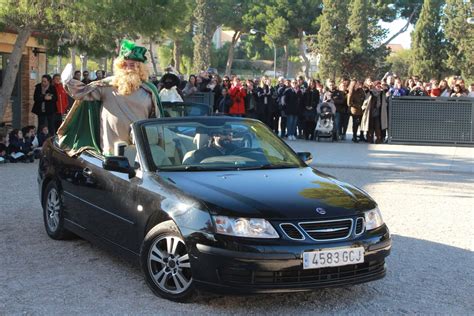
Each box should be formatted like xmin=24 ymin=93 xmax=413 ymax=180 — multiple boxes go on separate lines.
xmin=76 ymin=153 xmax=141 ymax=251
xmin=58 ymin=150 xmax=99 ymax=230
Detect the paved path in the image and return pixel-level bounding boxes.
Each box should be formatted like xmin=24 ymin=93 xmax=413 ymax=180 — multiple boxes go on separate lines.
xmin=286 ymin=139 xmax=474 ymax=174
xmin=0 ymin=162 xmax=473 ymax=314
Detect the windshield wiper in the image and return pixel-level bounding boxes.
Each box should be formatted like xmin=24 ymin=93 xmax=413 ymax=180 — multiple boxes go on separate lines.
xmin=237 ymin=164 xmax=299 ymax=170
xmin=157 ymin=165 xmax=236 ymax=172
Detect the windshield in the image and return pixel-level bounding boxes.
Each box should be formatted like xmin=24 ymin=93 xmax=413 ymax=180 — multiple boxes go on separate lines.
xmin=141 ymin=118 xmax=305 ymax=171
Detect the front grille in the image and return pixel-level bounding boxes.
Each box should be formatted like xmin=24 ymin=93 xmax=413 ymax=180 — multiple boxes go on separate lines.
xmin=299 ymin=219 xmax=353 ymax=241
xmin=355 ymin=217 xmax=364 ymax=235
xmin=280 ymin=223 xmax=305 ymax=240
xmin=219 ymin=260 xmax=385 ymax=285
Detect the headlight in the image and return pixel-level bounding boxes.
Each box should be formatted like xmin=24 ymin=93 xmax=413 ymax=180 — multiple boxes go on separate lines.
xmin=364 ymin=207 xmax=384 ymax=230
xmin=213 ymin=216 xmax=279 ymax=238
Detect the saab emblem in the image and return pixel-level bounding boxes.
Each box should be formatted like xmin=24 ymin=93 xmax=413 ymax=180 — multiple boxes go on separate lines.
xmin=315 ymin=207 xmax=326 ymax=215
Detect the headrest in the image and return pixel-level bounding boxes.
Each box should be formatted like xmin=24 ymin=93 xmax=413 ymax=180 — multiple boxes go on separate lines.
xmin=193 ymin=133 xmax=209 ymax=149
xmin=146 ymin=127 xmax=159 ymax=145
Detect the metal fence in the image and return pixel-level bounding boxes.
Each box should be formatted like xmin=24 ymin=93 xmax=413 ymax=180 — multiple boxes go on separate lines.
xmin=183 ymin=92 xmax=215 ymax=109
xmin=389 ymin=96 xmax=474 ymax=146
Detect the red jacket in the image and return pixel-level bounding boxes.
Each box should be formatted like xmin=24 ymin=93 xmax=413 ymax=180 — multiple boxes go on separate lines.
xmin=229 ymin=85 xmax=247 ymax=115
xmin=54 ymin=83 xmax=69 ymax=114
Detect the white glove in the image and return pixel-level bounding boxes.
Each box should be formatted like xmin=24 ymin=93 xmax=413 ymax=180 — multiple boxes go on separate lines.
xmin=61 ymin=63 xmax=74 ymax=84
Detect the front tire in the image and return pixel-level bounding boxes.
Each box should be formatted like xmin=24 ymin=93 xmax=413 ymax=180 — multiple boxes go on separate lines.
xmin=140 ymin=221 xmax=195 ymax=302
xmin=42 ymin=181 xmax=74 ymax=240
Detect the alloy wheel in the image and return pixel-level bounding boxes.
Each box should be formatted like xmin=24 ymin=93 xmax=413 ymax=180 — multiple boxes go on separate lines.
xmin=147 ymin=235 xmax=192 ymax=294
xmin=46 ymin=188 xmax=61 ymax=232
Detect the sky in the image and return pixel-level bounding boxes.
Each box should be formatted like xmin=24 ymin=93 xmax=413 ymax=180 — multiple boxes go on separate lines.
xmin=380 ymin=19 xmax=414 ymax=49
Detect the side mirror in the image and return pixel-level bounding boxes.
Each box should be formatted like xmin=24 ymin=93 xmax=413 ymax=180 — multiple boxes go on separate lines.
xmin=103 ymin=156 xmax=136 ymax=178
xmin=297 ymin=152 xmax=313 ymax=165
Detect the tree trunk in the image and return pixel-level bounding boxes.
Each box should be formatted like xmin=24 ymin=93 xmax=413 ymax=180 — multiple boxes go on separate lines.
xmin=173 ymin=40 xmax=181 ymax=74
xmin=298 ymin=29 xmax=310 ymax=78
xmin=70 ymin=48 xmax=76 ymax=71
xmin=149 ymin=41 xmax=158 ymax=75
xmin=56 ymin=55 xmax=62 ymax=74
xmin=109 ymin=58 xmax=114 ymax=75
xmin=80 ymin=54 xmax=87 ymax=75
xmin=283 ymin=44 xmax=289 ymax=77
xmin=225 ymin=31 xmax=241 ymax=76
xmin=0 ymin=28 xmax=32 ymax=123
xmin=380 ymin=4 xmax=421 ymax=47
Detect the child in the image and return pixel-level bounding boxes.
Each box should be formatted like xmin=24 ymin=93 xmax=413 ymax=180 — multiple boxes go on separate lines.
xmin=469 ymin=83 xmax=474 ymax=98
xmin=0 ymin=133 xmax=8 ymax=163
xmin=8 ymin=129 xmax=34 ymax=162
xmin=216 ymin=87 xmax=233 ymax=114
xmin=450 ymin=84 xmax=464 ymax=97
xmin=37 ymin=126 xmax=49 ymax=148
xmin=23 ymin=125 xmax=40 ymax=159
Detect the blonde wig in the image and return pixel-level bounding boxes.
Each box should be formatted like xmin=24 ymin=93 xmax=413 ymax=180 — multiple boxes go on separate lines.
xmin=111 ymin=57 xmax=149 ymax=95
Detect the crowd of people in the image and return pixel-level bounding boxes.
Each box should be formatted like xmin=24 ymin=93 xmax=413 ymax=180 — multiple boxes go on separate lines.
xmin=166 ymin=70 xmax=474 ymax=143
xmin=1 ymin=65 xmax=473 ymax=164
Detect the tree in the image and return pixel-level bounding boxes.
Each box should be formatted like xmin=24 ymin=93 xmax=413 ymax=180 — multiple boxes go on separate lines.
xmin=193 ymin=0 xmax=224 ymax=73
xmin=343 ymin=0 xmax=390 ymax=79
xmin=443 ymin=0 xmax=474 ymax=79
xmin=243 ymin=2 xmax=292 ymax=76
xmin=316 ymin=0 xmax=349 ymax=80
xmin=284 ymin=0 xmax=323 ymax=77
xmin=410 ymin=0 xmax=445 ymax=80
xmin=220 ymin=1 xmax=254 ymax=76
xmin=0 ymin=0 xmax=64 ymax=123
xmin=386 ymin=49 xmax=412 ymax=79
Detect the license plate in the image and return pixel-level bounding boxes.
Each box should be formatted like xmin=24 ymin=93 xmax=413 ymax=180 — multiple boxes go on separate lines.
xmin=303 ymin=247 xmax=364 ymax=269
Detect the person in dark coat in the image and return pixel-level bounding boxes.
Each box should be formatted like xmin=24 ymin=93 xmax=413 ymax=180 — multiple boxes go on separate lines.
xmin=323 ymin=79 xmax=345 ymax=141
xmin=256 ymin=77 xmax=274 ymax=127
xmin=216 ymin=87 xmax=233 ymax=114
xmin=37 ymin=126 xmax=50 ymax=147
xmin=275 ymin=78 xmax=287 ymax=137
xmin=8 ymin=129 xmax=34 ymax=162
xmin=282 ymin=79 xmax=303 ymax=140
xmin=302 ymin=79 xmax=320 ymax=140
xmin=32 ymin=75 xmax=58 ymax=136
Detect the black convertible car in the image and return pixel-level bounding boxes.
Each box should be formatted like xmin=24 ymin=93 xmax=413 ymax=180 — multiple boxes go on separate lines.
xmin=38 ymin=116 xmax=391 ymax=301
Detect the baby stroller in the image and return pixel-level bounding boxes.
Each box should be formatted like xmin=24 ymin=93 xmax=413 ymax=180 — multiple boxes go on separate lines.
xmin=314 ymin=102 xmax=336 ymax=142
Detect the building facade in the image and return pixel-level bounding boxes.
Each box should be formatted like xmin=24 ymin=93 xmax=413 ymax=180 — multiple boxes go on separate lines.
xmin=1 ymin=31 xmax=47 ymax=128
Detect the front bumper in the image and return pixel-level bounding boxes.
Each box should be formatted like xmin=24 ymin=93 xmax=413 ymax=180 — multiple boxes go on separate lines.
xmin=187 ymin=225 xmax=391 ymax=294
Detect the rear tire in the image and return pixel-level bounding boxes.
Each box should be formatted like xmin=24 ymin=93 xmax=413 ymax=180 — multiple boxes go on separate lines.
xmin=42 ymin=181 xmax=74 ymax=240
xmin=140 ymin=220 xmax=196 ymax=302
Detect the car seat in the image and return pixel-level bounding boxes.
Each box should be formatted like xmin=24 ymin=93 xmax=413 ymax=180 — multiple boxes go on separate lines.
xmin=182 ymin=133 xmax=209 ymax=164
xmin=145 ymin=127 xmax=172 ymax=167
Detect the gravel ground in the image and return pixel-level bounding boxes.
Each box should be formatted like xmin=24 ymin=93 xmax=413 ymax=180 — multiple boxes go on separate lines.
xmin=0 ymin=161 xmax=473 ymax=315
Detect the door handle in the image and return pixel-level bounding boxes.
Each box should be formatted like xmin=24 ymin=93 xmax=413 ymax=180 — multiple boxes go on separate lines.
xmin=82 ymin=167 xmax=93 ymax=177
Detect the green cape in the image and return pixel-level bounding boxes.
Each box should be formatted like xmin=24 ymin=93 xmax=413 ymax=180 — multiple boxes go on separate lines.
xmin=57 ymin=81 xmax=162 ymax=157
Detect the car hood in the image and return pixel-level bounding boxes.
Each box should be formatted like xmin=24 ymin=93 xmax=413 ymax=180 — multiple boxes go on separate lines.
xmin=158 ymin=167 xmax=376 ymax=220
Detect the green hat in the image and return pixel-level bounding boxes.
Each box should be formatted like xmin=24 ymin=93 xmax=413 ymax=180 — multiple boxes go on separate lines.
xmin=119 ymin=40 xmax=147 ymax=63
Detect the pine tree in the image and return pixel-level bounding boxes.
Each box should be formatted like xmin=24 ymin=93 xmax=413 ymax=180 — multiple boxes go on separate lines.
xmin=410 ymin=0 xmax=445 ymax=80
xmin=443 ymin=0 xmax=474 ymax=79
xmin=193 ymin=0 xmax=215 ymax=73
xmin=316 ymin=0 xmax=349 ymax=81
xmin=345 ymin=0 xmax=370 ymax=79
xmin=348 ymin=0 xmax=368 ymax=55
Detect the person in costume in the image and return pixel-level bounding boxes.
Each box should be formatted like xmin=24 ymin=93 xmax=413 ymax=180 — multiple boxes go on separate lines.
xmin=159 ymin=73 xmax=184 ymax=103
xmin=58 ymin=40 xmax=162 ymax=156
